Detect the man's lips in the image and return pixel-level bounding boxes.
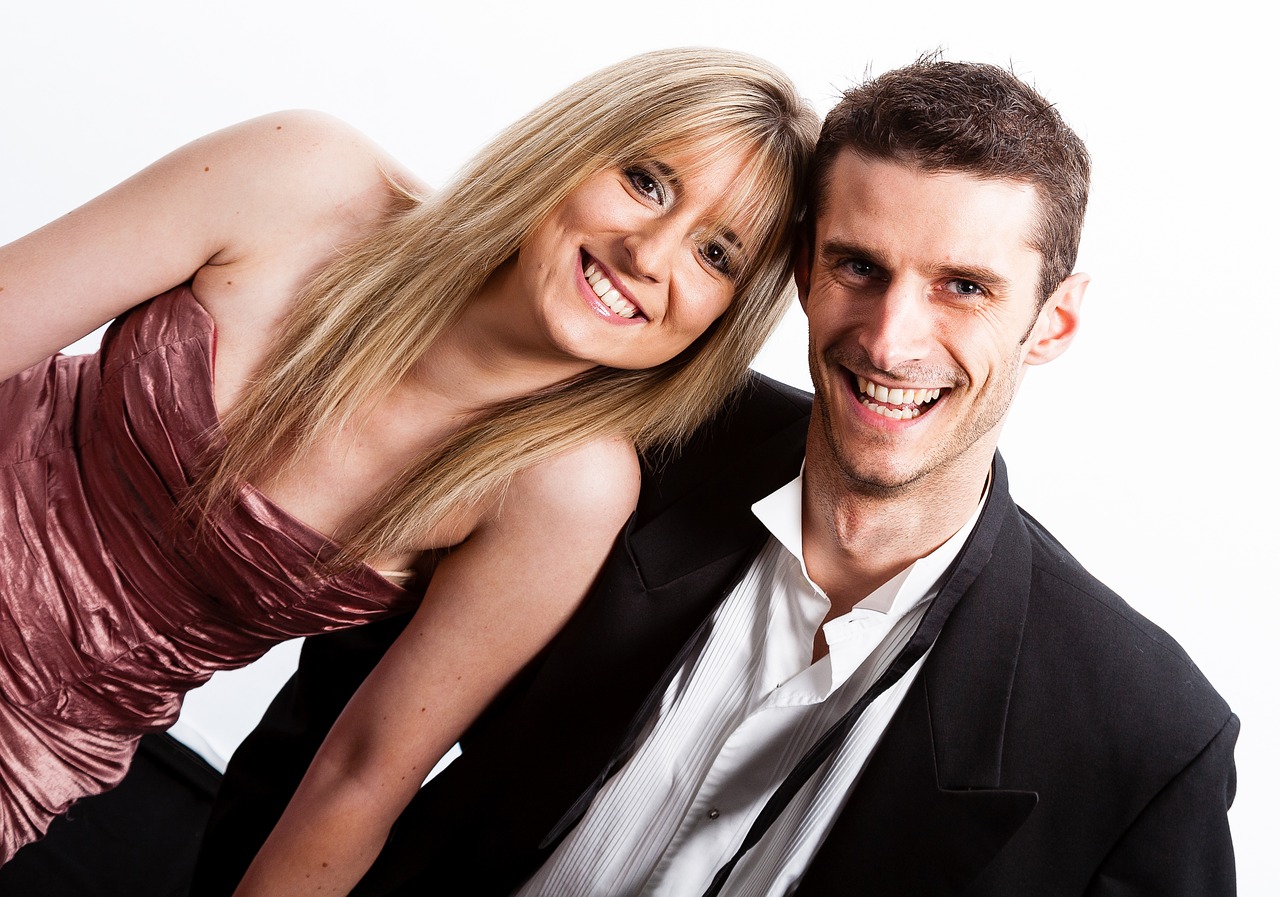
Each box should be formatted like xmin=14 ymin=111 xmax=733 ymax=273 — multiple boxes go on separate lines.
xmin=852 ymin=374 xmax=945 ymax=421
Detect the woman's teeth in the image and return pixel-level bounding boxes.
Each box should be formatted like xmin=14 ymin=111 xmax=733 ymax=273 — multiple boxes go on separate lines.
xmin=584 ymin=262 xmax=639 ymax=319
xmin=855 ymin=375 xmax=942 ymax=420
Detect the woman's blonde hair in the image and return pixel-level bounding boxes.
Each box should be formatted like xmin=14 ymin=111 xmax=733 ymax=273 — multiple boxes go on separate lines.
xmin=201 ymin=47 xmax=818 ymax=565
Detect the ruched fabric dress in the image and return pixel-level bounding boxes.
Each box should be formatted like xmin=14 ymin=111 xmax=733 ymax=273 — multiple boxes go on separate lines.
xmin=0 ymin=287 xmax=420 ymax=862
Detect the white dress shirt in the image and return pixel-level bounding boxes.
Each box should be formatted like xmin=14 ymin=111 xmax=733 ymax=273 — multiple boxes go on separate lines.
xmin=518 ymin=469 xmax=986 ymax=897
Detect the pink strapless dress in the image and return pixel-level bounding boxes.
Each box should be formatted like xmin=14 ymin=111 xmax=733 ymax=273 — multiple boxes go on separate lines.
xmin=0 ymin=287 xmax=420 ymax=862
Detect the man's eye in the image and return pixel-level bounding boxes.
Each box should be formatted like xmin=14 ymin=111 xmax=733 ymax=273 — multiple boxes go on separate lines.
xmin=947 ymin=279 xmax=985 ymax=296
xmin=624 ymin=167 xmax=666 ymax=205
xmin=846 ymin=259 xmax=875 ymax=277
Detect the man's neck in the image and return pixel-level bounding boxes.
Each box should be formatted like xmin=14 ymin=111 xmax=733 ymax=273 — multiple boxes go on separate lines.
xmin=800 ymin=448 xmax=991 ymax=623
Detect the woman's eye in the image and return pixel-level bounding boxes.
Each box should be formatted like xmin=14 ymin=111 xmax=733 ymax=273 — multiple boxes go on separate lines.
xmin=624 ymin=167 xmax=666 ymax=204
xmin=700 ymin=239 xmax=733 ymax=275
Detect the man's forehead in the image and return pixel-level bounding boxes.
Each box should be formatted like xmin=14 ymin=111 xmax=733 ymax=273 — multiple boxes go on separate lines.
xmin=823 ymin=150 xmax=1038 ymax=208
xmin=816 ymin=151 xmax=1043 ymax=260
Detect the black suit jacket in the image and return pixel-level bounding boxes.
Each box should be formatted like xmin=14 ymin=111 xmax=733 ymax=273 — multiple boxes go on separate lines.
xmin=195 ymin=374 xmax=1237 ymax=896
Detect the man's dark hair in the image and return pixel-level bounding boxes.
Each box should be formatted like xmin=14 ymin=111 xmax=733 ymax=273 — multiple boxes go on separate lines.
xmin=804 ymin=56 xmax=1091 ymax=303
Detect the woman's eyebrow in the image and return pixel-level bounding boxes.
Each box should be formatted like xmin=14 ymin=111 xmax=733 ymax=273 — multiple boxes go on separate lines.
xmin=651 ymin=159 xmax=680 ymax=190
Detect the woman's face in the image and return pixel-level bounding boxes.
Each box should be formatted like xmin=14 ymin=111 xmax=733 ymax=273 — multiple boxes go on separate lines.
xmin=506 ymin=142 xmax=761 ymax=371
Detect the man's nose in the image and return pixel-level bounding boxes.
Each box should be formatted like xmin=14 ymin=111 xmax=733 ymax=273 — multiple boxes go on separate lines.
xmin=858 ymin=282 xmax=932 ymax=371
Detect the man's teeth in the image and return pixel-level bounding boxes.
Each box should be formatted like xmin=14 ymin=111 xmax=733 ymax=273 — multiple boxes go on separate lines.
xmin=855 ymin=375 xmax=942 ymax=420
xmin=584 ymin=262 xmax=639 ymax=319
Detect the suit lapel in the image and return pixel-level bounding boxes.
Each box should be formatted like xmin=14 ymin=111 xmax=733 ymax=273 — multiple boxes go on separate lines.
xmin=926 ymin=459 xmax=1034 ymax=790
xmin=796 ymin=455 xmax=1040 ymax=896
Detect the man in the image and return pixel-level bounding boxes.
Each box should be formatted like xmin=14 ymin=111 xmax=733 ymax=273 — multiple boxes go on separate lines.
xmin=195 ymin=59 xmax=1237 ymax=896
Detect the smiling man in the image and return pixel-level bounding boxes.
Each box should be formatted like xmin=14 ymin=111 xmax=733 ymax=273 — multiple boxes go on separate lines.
xmin=794 ymin=132 xmax=1089 ymax=631
xmin=198 ymin=59 xmax=1238 ymax=896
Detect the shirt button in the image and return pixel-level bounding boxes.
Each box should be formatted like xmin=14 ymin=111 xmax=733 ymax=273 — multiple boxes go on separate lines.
xmin=708 ymin=808 xmax=721 ymax=819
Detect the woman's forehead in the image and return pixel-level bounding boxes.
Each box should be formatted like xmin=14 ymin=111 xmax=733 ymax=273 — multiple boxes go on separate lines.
xmin=649 ymin=138 xmax=786 ymax=250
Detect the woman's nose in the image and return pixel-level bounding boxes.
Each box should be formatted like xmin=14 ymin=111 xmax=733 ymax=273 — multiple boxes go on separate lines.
xmin=622 ymin=221 xmax=682 ymax=284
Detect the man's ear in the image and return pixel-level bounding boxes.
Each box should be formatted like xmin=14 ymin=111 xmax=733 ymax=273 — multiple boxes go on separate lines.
xmin=1023 ymin=272 xmax=1088 ymax=366
xmin=794 ymin=239 xmax=813 ymax=312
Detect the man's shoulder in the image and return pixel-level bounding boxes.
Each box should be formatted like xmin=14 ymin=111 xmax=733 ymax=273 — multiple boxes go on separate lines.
xmin=1015 ymin=505 xmax=1233 ymax=739
xmin=636 ymin=371 xmax=812 ymax=513
xmin=696 ymin=371 xmax=814 ymax=448
xmin=1018 ymin=505 xmax=1203 ymax=670
xmin=673 ymin=371 xmax=812 ymax=472
xmin=738 ymin=370 xmax=815 ymax=413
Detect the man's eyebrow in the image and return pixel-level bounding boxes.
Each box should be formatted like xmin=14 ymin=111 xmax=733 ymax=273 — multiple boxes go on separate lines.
xmin=817 ymin=239 xmax=1014 ymax=292
xmin=933 ymin=263 xmax=1011 ymax=292
xmin=816 ymin=239 xmax=884 ymax=267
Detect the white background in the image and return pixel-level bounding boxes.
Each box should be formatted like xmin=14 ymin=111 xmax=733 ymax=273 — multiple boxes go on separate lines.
xmin=2 ymin=1 xmax=1275 ymax=891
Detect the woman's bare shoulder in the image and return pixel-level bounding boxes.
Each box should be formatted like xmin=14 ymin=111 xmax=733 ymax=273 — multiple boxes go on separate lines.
xmin=0 ymin=110 xmax=427 ymax=380
xmin=499 ymin=437 xmax=641 ymax=531
xmin=195 ymin=110 xmax=424 ymax=263
xmin=216 ymin=109 xmax=423 ymax=196
xmin=185 ymin=112 xmax=428 ymax=383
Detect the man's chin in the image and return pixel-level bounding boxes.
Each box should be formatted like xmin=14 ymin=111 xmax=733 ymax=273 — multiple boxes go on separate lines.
xmin=822 ymin=447 xmax=931 ymax=496
xmin=841 ymin=466 xmax=923 ymax=497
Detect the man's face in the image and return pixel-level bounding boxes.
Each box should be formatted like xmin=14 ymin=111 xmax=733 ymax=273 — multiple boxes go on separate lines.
xmin=798 ymin=150 xmax=1084 ymax=496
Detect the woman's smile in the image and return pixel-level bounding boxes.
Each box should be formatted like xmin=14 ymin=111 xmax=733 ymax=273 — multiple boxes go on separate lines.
xmin=579 ymin=253 xmax=646 ymax=322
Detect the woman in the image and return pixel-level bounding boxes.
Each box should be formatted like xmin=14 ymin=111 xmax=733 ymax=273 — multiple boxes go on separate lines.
xmin=0 ymin=48 xmax=816 ymax=887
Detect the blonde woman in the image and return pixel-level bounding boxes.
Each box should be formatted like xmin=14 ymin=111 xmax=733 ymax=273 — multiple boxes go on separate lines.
xmin=0 ymin=47 xmax=817 ymax=887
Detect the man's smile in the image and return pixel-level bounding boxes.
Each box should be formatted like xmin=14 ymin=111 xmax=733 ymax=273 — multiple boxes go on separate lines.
xmin=852 ymin=374 xmax=945 ymax=421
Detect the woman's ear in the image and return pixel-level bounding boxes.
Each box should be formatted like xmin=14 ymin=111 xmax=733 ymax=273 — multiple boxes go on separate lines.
xmin=1023 ymin=272 xmax=1089 ymax=366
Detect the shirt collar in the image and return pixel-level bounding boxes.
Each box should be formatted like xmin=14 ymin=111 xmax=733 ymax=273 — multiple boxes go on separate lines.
xmin=751 ymin=466 xmax=807 ymax=575
xmin=751 ymin=461 xmax=991 ymax=620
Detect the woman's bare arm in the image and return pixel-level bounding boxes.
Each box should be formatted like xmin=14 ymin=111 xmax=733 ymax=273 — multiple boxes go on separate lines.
xmin=231 ymin=437 xmax=642 ymax=897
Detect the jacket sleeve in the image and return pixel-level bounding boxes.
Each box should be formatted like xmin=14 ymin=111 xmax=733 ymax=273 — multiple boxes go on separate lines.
xmin=189 ymin=615 xmax=408 ymax=897
xmin=1086 ymin=712 xmax=1240 ymax=896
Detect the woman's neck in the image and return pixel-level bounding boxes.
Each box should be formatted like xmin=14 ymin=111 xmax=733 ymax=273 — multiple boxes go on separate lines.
xmin=401 ymin=274 xmax=595 ymax=415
